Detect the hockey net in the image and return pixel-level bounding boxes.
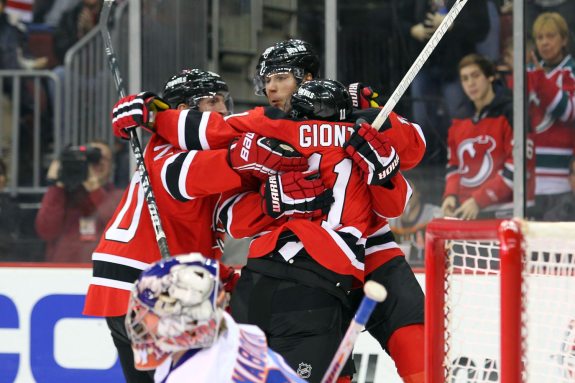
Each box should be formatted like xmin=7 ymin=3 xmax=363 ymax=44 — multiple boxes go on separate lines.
xmin=425 ymin=219 xmax=575 ymax=383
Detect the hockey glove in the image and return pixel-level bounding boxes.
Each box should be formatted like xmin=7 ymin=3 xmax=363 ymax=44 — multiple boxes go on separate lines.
xmin=261 ymin=170 xmax=334 ymax=219
xmin=111 ymin=92 xmax=170 ymax=139
xmin=219 ymin=264 xmax=240 ymax=294
xmin=343 ymin=120 xmax=400 ymax=186
xmin=347 ymin=83 xmax=381 ymax=109
xmin=228 ymin=133 xmax=308 ymax=181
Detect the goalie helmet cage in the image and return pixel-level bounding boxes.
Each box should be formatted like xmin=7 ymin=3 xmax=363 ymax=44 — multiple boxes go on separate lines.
xmin=424 ymin=218 xmax=575 ymax=383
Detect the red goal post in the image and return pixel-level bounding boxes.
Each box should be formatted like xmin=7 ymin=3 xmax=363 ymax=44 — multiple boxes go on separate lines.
xmin=425 ymin=218 xmax=575 ymax=383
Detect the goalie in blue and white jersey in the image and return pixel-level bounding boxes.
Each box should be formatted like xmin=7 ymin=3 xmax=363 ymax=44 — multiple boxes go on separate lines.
xmin=126 ymin=253 xmax=307 ymax=383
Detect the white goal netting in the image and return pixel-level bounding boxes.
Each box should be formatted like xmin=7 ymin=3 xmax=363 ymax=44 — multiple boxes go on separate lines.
xmin=428 ymin=220 xmax=575 ymax=383
xmin=520 ymin=222 xmax=575 ymax=382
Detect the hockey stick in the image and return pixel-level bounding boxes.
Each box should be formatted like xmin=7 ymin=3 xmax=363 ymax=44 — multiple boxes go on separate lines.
xmin=321 ymin=281 xmax=388 ymax=383
xmin=100 ymin=0 xmax=170 ymax=259
xmin=371 ymin=0 xmax=470 ymax=131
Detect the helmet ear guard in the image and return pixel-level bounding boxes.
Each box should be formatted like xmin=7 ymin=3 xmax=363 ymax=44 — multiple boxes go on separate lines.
xmin=291 ymin=79 xmax=353 ymax=121
xmin=125 ymin=253 xmax=224 ymax=371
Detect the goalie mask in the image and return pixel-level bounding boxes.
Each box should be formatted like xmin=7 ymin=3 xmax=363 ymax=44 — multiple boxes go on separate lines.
xmin=254 ymin=39 xmax=320 ymax=96
xmin=162 ymin=69 xmax=233 ymax=113
xmin=125 ymin=253 xmax=223 ymax=370
xmin=291 ymin=79 xmax=353 ymax=121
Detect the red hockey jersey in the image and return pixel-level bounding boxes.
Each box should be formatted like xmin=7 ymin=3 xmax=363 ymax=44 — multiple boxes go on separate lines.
xmin=363 ymin=177 xmax=413 ymax=275
xmin=154 ymin=107 xmax=424 ymax=283
xmin=528 ymin=55 xmax=575 ymax=195
xmin=216 ymin=172 xmax=412 ymax=278
xmin=444 ymin=93 xmax=516 ymax=208
xmin=83 ymin=134 xmax=244 ymax=317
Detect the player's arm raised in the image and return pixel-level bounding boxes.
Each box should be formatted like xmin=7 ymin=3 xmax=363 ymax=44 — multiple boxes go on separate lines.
xmin=228 ymin=133 xmax=308 ymax=182
xmin=112 ymin=93 xmax=239 ymax=150
xmin=343 ymin=119 xmax=400 ymax=187
xmin=377 ymin=111 xmax=426 ymax=170
xmin=347 ymin=83 xmax=426 ymax=171
xmin=369 ymin=172 xmax=412 ymax=219
xmin=113 ymin=97 xmax=308 ymax=183
xmin=155 ymin=147 xmax=244 ymax=201
xmin=153 ymin=134 xmax=308 ymax=202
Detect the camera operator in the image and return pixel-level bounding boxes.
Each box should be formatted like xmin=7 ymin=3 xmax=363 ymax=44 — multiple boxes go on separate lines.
xmin=35 ymin=141 xmax=122 ymax=262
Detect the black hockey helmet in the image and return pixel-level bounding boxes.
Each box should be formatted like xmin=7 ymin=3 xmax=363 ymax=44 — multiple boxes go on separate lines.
xmin=291 ymin=79 xmax=353 ymax=121
xmin=254 ymin=39 xmax=320 ymax=96
xmin=162 ymin=69 xmax=232 ymax=111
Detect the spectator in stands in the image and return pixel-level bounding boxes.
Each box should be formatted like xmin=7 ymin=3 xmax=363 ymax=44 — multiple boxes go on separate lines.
xmin=544 ymin=157 xmax=575 ymax=221
xmin=390 ymin=171 xmax=441 ymax=266
xmin=4 ymin=0 xmax=33 ymax=22
xmin=32 ymin=0 xmax=55 ymax=24
xmin=496 ymin=37 xmax=514 ymax=89
xmin=0 ymin=157 xmax=20 ymax=260
xmin=1 ymin=0 xmax=48 ymax=179
xmin=441 ymin=54 xmax=516 ymax=220
xmin=35 ymin=140 xmax=122 ymax=262
xmin=496 ymin=36 xmax=539 ymax=96
xmin=0 ymin=0 xmax=24 ymax=72
xmin=33 ymin=0 xmax=82 ymax=27
xmin=48 ymin=0 xmax=101 ymax=108
xmin=476 ymin=0 xmax=501 ymax=63
xmin=53 ymin=0 xmax=102 ymax=65
xmin=0 ymin=0 xmax=48 ymax=71
xmin=0 ymin=0 xmax=22 ymax=162
xmin=526 ymin=0 xmax=575 ymax=54
xmin=397 ymin=0 xmax=489 ymax=164
xmin=527 ymin=12 xmax=575 ymax=219
xmin=46 ymin=0 xmax=103 ymax=163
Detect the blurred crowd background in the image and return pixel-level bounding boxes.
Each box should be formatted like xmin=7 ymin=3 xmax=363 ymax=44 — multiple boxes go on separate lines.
xmin=1 ymin=0 xmax=574 ymax=267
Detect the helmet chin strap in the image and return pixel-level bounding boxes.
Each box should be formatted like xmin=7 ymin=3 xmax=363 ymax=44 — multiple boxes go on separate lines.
xmin=282 ymin=98 xmax=293 ymax=114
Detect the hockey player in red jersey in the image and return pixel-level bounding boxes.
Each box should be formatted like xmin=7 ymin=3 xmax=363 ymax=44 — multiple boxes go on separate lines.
xmin=83 ymin=69 xmax=311 ymax=383
xmin=220 ymin=78 xmax=425 ymax=383
xmin=252 ymin=39 xmax=426 ymax=383
xmin=110 ymin=39 xmax=426 ymax=383
xmin=111 ymin=84 xmax=418 ymax=383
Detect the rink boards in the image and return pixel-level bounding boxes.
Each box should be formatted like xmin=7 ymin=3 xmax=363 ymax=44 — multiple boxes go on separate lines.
xmin=0 ymin=265 xmax=413 ymax=383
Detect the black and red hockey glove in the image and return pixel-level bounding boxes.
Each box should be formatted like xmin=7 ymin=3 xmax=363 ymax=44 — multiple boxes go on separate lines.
xmin=347 ymin=82 xmax=381 ymax=109
xmin=111 ymin=92 xmax=169 ymax=139
xmin=343 ymin=121 xmax=400 ymax=186
xmin=261 ymin=170 xmax=334 ymax=219
xmin=228 ymin=133 xmax=308 ymax=181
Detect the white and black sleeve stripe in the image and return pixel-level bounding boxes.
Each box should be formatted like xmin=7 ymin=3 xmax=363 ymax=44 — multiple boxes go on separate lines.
xmin=179 ymin=110 xmax=211 ymax=150
xmin=161 ymin=151 xmax=197 ymax=202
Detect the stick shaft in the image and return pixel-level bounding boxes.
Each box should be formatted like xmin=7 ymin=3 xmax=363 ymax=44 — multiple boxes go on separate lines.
xmin=100 ymin=0 xmax=170 ymax=259
xmin=320 ymin=296 xmax=379 ymax=383
xmin=372 ymin=0 xmax=470 ymax=130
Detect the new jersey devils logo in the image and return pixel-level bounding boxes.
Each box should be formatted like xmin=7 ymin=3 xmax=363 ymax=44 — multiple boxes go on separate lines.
xmin=457 ymin=135 xmax=496 ymax=188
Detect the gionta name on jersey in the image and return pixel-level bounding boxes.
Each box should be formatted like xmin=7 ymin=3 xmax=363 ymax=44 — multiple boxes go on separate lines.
xmin=299 ymin=123 xmax=355 ymax=148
